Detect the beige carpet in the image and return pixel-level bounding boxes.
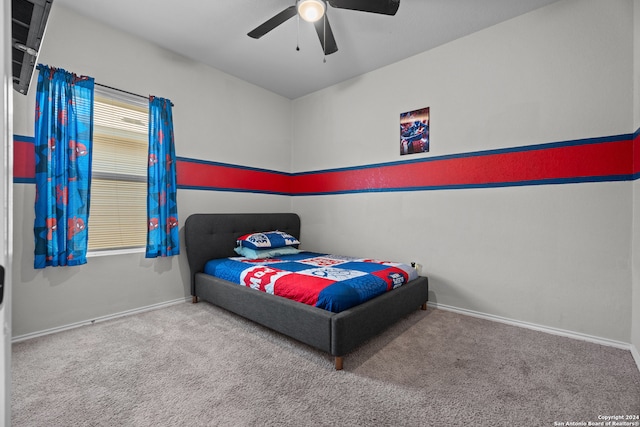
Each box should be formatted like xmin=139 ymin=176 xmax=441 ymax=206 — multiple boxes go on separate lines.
xmin=11 ymin=302 xmax=640 ymax=426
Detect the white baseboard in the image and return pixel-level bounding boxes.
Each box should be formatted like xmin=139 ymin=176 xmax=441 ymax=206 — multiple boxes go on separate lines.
xmin=631 ymin=344 xmax=640 ymax=373
xmin=428 ymin=302 xmax=632 ymax=351
xmin=11 ymin=297 xmax=190 ymax=343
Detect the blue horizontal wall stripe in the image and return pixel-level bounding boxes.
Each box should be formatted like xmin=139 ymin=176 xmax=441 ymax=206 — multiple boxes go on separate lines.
xmin=177 ymin=184 xmax=291 ymax=196
xmin=13 ymin=177 xmax=35 ymax=184
xmin=14 ymin=135 xmax=34 ymax=143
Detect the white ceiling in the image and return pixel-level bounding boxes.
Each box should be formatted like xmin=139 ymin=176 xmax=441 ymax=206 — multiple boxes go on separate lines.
xmin=54 ymin=0 xmax=560 ymax=99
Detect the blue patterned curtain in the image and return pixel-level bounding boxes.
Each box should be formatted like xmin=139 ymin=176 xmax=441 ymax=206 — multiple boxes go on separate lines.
xmin=146 ymin=96 xmax=179 ymax=257
xmin=33 ymin=65 xmax=94 ymax=268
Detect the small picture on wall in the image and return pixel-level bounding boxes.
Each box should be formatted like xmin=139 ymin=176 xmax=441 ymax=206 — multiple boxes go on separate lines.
xmin=400 ymin=107 xmax=430 ymax=155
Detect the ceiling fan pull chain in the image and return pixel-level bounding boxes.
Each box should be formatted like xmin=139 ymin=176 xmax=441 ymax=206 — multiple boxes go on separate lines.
xmin=296 ymin=14 xmax=300 ymax=51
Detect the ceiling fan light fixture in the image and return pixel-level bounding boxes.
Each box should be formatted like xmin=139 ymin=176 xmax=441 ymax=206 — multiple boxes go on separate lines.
xmin=297 ymin=0 xmax=326 ymax=22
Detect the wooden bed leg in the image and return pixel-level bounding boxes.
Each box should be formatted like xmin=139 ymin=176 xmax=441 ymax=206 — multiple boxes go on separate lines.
xmin=335 ymin=356 xmax=343 ymax=371
xmin=421 ymin=302 xmax=427 ymax=311
xmin=192 ymin=296 xmax=199 ymax=304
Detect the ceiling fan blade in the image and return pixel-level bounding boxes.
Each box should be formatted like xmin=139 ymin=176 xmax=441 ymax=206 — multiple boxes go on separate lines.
xmin=247 ymin=5 xmax=297 ymax=39
xmin=313 ymin=15 xmax=338 ymax=55
xmin=328 ymin=0 xmax=400 ymax=15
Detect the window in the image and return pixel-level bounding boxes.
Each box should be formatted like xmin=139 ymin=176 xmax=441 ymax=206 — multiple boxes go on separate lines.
xmin=88 ymin=86 xmax=148 ymax=254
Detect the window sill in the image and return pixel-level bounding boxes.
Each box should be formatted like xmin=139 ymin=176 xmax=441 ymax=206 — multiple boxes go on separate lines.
xmin=87 ymin=247 xmax=145 ymax=258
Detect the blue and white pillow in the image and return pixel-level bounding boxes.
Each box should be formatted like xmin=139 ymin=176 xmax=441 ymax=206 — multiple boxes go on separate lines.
xmin=236 ymin=230 xmax=300 ymax=250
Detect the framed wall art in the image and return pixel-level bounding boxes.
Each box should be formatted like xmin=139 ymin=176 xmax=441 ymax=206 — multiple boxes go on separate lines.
xmin=400 ymin=107 xmax=429 ymax=155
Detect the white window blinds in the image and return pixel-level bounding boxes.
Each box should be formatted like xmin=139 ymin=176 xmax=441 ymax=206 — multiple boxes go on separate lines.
xmin=88 ymin=87 xmax=148 ymax=252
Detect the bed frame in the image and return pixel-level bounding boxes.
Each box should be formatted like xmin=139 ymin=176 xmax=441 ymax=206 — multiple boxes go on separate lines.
xmin=184 ymin=213 xmax=429 ymax=370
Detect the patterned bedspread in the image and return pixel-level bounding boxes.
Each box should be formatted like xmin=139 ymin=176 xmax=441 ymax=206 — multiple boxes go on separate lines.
xmin=204 ymin=252 xmax=419 ymax=313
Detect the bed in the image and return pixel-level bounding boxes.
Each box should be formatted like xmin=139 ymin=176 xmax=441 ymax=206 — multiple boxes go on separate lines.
xmin=184 ymin=213 xmax=429 ymax=370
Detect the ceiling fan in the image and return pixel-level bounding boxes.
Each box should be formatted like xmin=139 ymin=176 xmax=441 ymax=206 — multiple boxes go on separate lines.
xmin=247 ymin=0 xmax=400 ymax=56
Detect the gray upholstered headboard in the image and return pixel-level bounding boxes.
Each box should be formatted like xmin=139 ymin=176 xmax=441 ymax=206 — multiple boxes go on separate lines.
xmin=184 ymin=213 xmax=301 ymax=296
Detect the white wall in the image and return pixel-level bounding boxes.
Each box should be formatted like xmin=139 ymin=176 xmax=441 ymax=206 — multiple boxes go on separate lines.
xmin=1 ymin=0 xmax=13 ymax=422
xmin=11 ymin=4 xmax=293 ymax=337
xmin=632 ymin=0 xmax=640 ymax=363
xmin=292 ymin=0 xmax=635 ymax=342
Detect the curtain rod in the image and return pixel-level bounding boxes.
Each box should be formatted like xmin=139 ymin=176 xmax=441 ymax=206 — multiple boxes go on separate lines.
xmin=95 ymin=82 xmax=174 ymax=106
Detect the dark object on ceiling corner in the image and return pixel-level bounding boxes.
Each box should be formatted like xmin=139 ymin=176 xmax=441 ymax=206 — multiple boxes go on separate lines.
xmin=11 ymin=0 xmax=53 ymax=95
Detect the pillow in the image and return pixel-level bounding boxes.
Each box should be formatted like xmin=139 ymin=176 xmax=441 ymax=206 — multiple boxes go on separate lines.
xmin=236 ymin=230 xmax=300 ymax=250
xmin=234 ymin=245 xmax=301 ymax=260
